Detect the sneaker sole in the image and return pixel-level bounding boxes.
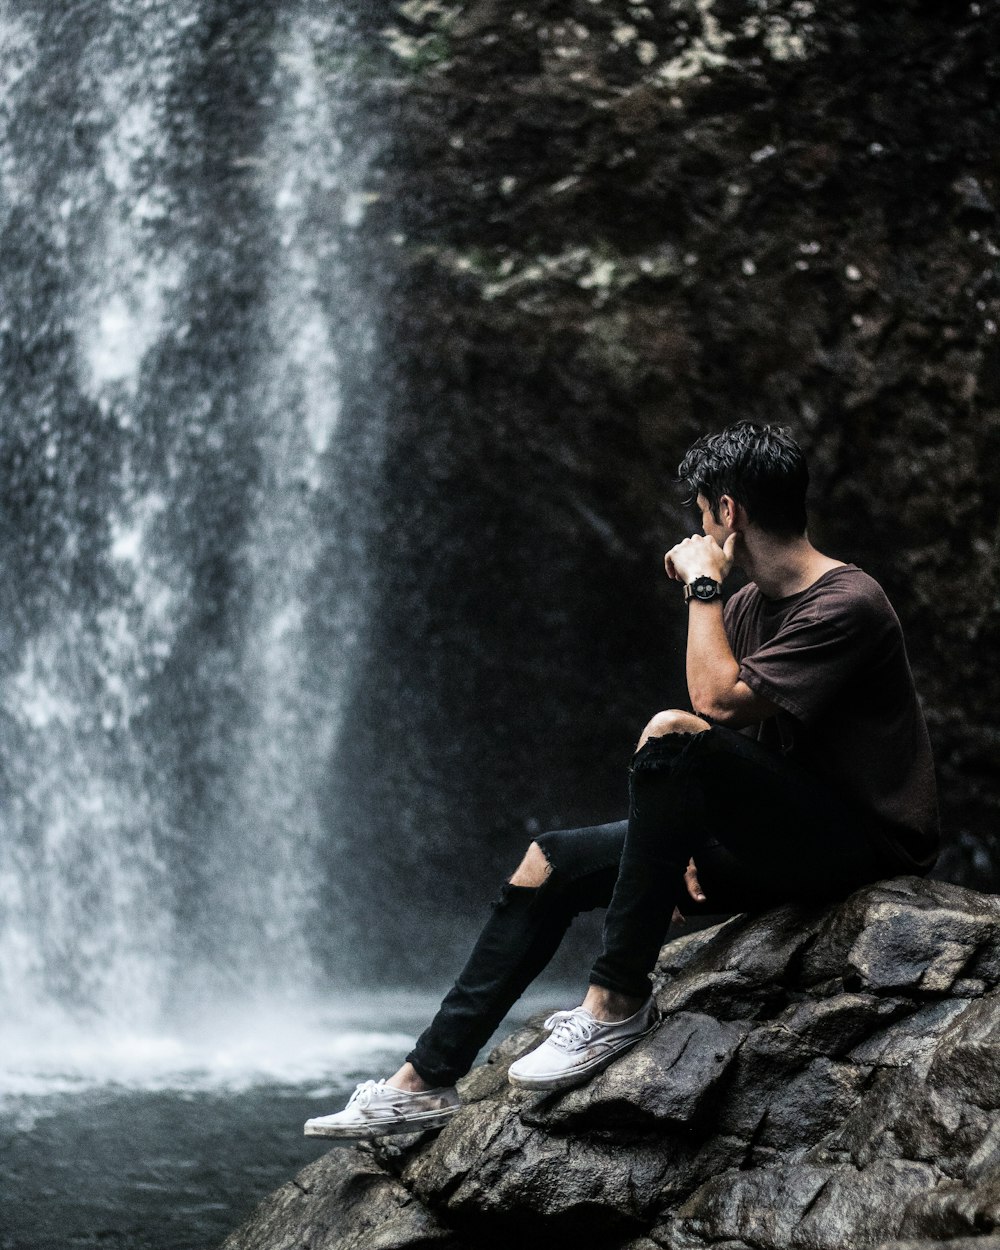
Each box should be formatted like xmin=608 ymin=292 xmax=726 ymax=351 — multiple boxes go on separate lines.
xmin=304 ymin=1104 xmax=460 ymax=1140
xmin=507 ymin=1018 xmax=659 ymax=1092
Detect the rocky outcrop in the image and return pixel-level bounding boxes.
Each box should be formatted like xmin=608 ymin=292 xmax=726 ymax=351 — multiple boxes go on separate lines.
xmin=224 ymin=876 xmax=1000 ymax=1250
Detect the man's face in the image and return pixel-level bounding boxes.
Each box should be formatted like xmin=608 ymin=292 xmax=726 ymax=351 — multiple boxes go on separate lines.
xmin=697 ymin=493 xmax=729 ymax=546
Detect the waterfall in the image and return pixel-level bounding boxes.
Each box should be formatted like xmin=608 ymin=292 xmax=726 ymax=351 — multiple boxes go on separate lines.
xmin=0 ymin=0 xmax=380 ymax=1085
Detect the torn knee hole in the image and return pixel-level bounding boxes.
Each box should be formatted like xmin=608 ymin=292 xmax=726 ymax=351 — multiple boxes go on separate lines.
xmin=508 ymin=841 xmax=553 ymax=888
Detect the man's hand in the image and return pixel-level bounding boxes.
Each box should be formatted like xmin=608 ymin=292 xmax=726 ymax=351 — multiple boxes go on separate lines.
xmin=665 ymin=533 xmax=736 ymax=585
xmin=671 ymin=858 xmax=707 ymax=924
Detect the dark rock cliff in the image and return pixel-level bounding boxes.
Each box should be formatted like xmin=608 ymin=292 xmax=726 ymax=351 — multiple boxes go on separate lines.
xmin=326 ymin=0 xmax=1000 ymax=974
xmin=223 ymin=877 xmax=1000 ymax=1250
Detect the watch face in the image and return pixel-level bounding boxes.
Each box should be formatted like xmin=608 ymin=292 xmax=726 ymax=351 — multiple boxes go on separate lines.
xmin=692 ymin=577 xmax=720 ymax=600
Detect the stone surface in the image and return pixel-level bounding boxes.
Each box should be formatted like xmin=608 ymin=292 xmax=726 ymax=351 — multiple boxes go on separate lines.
xmin=223 ymin=877 xmax=1000 ymax=1250
xmin=534 ymin=1011 xmax=750 ymax=1131
xmin=221 ymin=1150 xmax=453 ymax=1250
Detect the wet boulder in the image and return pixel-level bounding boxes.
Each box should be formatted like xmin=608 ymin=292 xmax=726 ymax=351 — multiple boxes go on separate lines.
xmin=223 ymin=877 xmax=1000 ymax=1250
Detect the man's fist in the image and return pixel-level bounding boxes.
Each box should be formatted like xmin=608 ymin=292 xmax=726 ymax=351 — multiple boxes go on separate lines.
xmin=664 ymin=533 xmax=736 ymax=584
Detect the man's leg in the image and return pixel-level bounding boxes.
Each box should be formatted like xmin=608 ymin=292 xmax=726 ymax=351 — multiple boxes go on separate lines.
xmin=508 ymin=710 xmax=897 ymax=1090
xmin=590 ymin=715 xmax=897 ymax=1003
xmin=385 ymin=843 xmax=553 ymax=1093
xmin=304 ymin=819 xmax=625 ymax=1137
xmin=587 ymin=710 xmax=713 ymax=1006
xmin=505 ymin=710 xmax=707 ymax=1090
xmin=584 ymin=709 xmax=709 ymax=1020
xmin=404 ymin=819 xmax=625 ymax=1088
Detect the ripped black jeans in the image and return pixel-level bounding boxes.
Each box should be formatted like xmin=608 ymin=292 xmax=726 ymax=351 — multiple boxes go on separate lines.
xmin=407 ymin=724 xmax=901 ymax=1088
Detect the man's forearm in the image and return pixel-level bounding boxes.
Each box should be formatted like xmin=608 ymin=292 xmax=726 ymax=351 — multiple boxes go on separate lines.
xmin=665 ymin=528 xmax=776 ymax=727
xmin=685 ymin=600 xmax=742 ymax=720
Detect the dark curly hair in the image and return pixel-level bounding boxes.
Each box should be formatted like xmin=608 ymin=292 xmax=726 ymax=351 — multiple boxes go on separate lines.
xmin=678 ymin=422 xmax=809 ymax=537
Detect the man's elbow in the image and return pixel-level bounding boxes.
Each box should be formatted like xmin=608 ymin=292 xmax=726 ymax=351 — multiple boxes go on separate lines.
xmin=690 ymin=680 xmax=772 ymax=728
xmin=692 ymin=700 xmax=739 ymax=725
xmin=689 ymin=687 xmax=736 ymax=724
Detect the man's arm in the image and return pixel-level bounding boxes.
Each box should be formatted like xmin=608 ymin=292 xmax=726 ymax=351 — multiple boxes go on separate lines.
xmin=665 ymin=532 xmax=779 ymax=728
xmin=684 ymin=599 xmax=778 ymax=726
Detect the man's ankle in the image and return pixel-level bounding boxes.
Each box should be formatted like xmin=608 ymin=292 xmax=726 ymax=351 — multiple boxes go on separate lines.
xmin=385 ymin=1062 xmax=433 ymax=1093
xmin=582 ymin=985 xmax=646 ymax=1022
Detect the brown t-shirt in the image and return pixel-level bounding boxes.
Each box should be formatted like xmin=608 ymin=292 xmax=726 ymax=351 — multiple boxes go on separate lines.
xmin=724 ymin=564 xmax=939 ymax=872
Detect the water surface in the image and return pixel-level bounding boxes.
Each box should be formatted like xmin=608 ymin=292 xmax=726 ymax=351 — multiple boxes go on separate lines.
xmin=1 ymin=988 xmax=562 ymax=1250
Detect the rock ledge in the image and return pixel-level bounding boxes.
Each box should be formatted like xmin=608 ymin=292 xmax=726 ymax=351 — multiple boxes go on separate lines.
xmin=224 ymin=877 xmax=1000 ymax=1250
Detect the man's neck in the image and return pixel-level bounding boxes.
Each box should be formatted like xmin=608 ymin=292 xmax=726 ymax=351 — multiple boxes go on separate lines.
xmin=740 ymin=533 xmax=844 ymax=600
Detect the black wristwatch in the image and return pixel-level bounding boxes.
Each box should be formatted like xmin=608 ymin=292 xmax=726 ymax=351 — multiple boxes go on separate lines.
xmin=683 ymin=575 xmax=723 ymax=605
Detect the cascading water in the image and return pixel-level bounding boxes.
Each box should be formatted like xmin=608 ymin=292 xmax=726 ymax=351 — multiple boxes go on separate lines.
xmin=0 ymin=0 xmax=391 ymax=1093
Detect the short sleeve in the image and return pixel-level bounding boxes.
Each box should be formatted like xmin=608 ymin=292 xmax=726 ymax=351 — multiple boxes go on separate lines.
xmin=723 ymin=584 xmax=754 ymax=655
xmin=738 ymin=614 xmax=872 ymax=725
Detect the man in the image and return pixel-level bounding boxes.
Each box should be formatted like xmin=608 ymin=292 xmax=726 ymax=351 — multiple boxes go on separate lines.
xmin=304 ymin=421 xmax=938 ymax=1139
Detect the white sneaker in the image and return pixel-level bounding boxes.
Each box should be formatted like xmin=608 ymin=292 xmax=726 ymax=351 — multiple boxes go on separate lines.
xmin=507 ymin=998 xmax=660 ymax=1091
xmin=303 ymin=1079 xmax=460 ymax=1140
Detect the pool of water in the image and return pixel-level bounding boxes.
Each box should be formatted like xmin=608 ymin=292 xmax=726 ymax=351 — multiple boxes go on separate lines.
xmin=2 ymin=1081 xmax=359 ymax=1250
xmin=0 ymin=988 xmax=565 ymax=1250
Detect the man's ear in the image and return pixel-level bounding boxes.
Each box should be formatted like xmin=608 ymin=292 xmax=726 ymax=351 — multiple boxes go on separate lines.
xmin=718 ymin=494 xmax=743 ymax=532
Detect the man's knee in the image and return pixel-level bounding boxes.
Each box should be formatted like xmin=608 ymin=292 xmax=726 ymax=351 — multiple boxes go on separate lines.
xmin=637 ymin=708 xmax=711 ymax=750
xmin=508 ymin=840 xmax=552 ymax=888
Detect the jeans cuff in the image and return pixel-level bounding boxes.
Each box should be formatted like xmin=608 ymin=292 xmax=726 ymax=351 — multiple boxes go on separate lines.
xmin=405 ymin=1046 xmax=460 ymax=1090
xmin=587 ymin=966 xmax=654 ymax=1000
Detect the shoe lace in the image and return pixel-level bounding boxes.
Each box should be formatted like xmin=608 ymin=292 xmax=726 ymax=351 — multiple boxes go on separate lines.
xmin=543 ymin=1008 xmax=598 ymax=1051
xmin=346 ymin=1079 xmax=385 ymax=1109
